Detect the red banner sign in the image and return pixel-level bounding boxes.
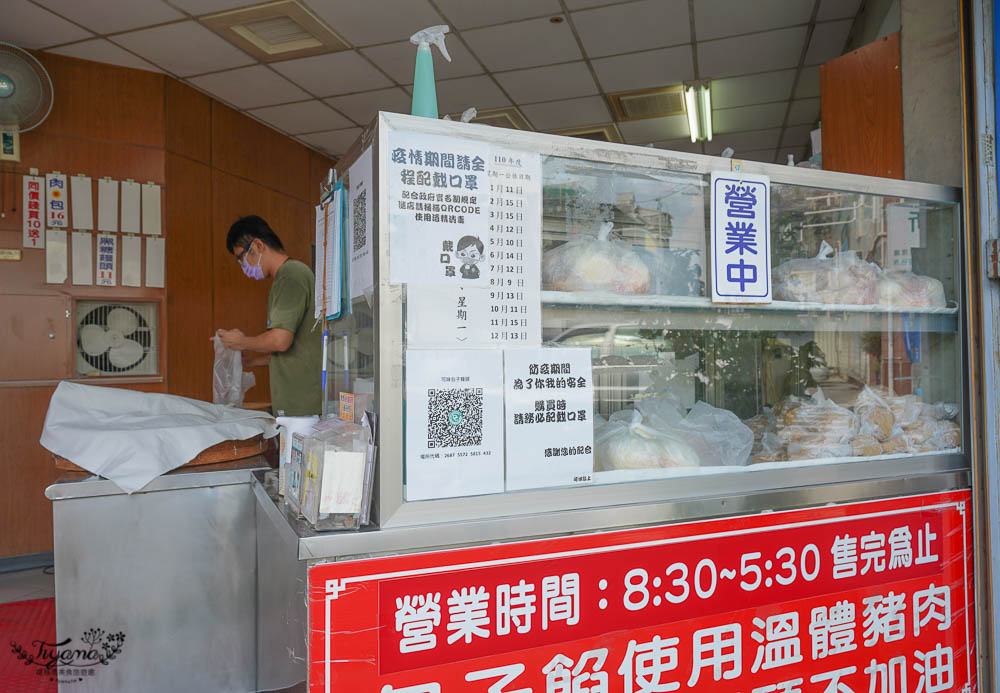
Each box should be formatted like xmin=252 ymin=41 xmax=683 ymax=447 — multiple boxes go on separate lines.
xmin=309 ymin=490 xmax=976 ymax=693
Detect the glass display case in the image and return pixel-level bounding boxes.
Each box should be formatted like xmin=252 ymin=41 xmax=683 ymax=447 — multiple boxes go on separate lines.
xmin=326 ymin=112 xmax=966 ymax=533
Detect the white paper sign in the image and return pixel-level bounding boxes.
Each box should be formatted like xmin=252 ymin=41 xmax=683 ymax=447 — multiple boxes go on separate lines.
xmin=406 ymin=148 xmax=542 ymax=347
xmin=503 ymin=347 xmax=595 ymax=490
xmin=121 ymin=235 xmax=141 ymax=287
xmin=96 ymin=233 xmax=117 ymax=286
xmin=710 ymin=171 xmax=771 ymax=303
xmin=46 ymin=229 xmax=67 ymax=283
xmin=145 ymin=236 xmax=165 ymax=288
xmin=404 ymin=348 xmax=504 ymax=500
xmin=70 ymin=175 xmax=93 ymax=230
xmin=141 ymin=183 xmax=162 ymax=236
xmin=45 ymin=173 xmax=68 ymax=228
xmin=98 ymin=178 xmax=118 ymax=232
xmin=886 ymin=203 xmax=921 ymax=271
xmin=313 ymin=203 xmax=325 ymax=320
xmin=319 ymin=450 xmax=366 ymax=514
xmin=22 ymin=175 xmax=44 ymax=248
xmin=121 ymin=180 xmax=140 ymax=234
xmin=71 ymin=231 xmax=92 ymax=285
xmin=348 ymin=146 xmax=374 ymax=300
xmin=325 ymin=189 xmax=342 ymax=318
xmin=387 ymin=130 xmax=489 ymax=285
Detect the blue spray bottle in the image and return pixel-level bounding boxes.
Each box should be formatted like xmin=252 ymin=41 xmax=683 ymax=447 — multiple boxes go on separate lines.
xmin=410 ymin=25 xmax=451 ymax=118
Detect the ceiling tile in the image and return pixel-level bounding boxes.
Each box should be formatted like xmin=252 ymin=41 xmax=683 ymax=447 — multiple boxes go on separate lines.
xmin=111 ymin=21 xmax=253 ymax=77
xmin=361 ymin=39 xmax=482 ymax=84
xmin=805 ymin=19 xmax=853 ymax=65
xmin=462 ymin=17 xmax=582 ymax=72
xmin=777 ymin=145 xmax=809 ymax=164
xmin=592 ymin=45 xmax=694 ymax=93
xmin=651 ymin=138 xmax=704 ymax=154
xmin=781 ymin=123 xmax=815 ymax=145
xmin=787 ymin=97 xmax=820 ymax=125
xmin=494 ymin=62 xmax=598 ymax=105
xmin=521 ymin=95 xmax=610 ymax=131
xmin=705 ymin=128 xmax=782 ymax=155
xmin=188 ymin=65 xmax=309 ymax=109
xmin=794 ymin=65 xmax=820 ymax=98
xmin=325 ymin=86 xmax=413 ymax=125
xmin=249 ymin=100 xmax=351 ymax=134
xmin=435 ymin=75 xmax=510 ymax=115
xmin=713 ymin=102 xmax=787 ymax=133
xmin=618 ymin=115 xmax=690 ymax=145
xmin=46 ymin=39 xmax=161 ymax=72
xmin=698 ymin=26 xmax=807 ymax=79
xmin=710 ymin=70 xmax=795 ymax=109
xmin=303 ymin=0 xmax=443 ymax=47
xmin=433 ymin=0 xmax=561 ymax=29
xmin=34 ymin=0 xmax=182 ymax=34
xmin=695 ymin=0 xmax=813 ymax=41
xmin=817 ymin=0 xmax=863 ymax=21
xmin=299 ymin=128 xmax=363 ymax=156
xmin=272 ymin=51 xmax=392 ymax=97
xmin=564 ymin=0 xmax=634 ymax=8
xmin=0 ymin=1 xmax=92 ymax=49
xmin=740 ymin=148 xmax=779 ymax=163
xmin=572 ymin=0 xmax=689 ymax=58
xmin=168 ymin=0 xmax=264 ymax=13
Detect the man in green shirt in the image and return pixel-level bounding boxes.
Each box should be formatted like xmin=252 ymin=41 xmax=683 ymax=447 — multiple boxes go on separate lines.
xmin=217 ymin=215 xmax=322 ymax=416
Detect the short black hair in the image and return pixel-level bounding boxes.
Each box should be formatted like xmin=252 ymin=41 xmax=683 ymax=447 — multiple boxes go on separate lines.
xmin=457 ymin=235 xmax=484 ymax=254
xmin=226 ymin=215 xmax=285 ymax=254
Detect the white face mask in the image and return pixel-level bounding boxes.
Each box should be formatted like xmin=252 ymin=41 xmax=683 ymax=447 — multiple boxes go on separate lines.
xmin=240 ymin=244 xmax=265 ymax=280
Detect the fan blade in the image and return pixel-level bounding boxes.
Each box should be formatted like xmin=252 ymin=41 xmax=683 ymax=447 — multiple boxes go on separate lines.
xmin=79 ymin=324 xmax=111 ymax=356
xmin=108 ymin=339 xmax=145 ymax=369
xmin=106 ymin=307 xmax=139 ymax=335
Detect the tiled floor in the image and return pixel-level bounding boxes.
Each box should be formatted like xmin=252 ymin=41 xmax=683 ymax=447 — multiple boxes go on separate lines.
xmin=0 ymin=568 xmax=55 ymax=605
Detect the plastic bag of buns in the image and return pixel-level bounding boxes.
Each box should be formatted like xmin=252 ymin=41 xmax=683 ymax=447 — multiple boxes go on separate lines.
xmin=876 ymin=271 xmax=947 ymax=308
xmin=773 ymin=241 xmax=878 ymax=305
xmin=780 ymin=389 xmax=858 ymax=442
xmin=594 ymin=408 xmax=699 ymax=471
xmin=851 ymin=436 xmax=883 ymax=457
xmin=638 ymin=395 xmax=754 ymax=467
xmin=882 ymin=418 xmax=961 ymax=454
xmin=852 ymin=386 xmax=896 ymax=441
xmin=542 ymin=222 xmax=651 ymax=295
xmin=786 ymin=436 xmax=852 ymax=460
xmin=882 ymin=392 xmax=923 ymax=428
xmin=750 ymin=431 xmax=787 ymax=464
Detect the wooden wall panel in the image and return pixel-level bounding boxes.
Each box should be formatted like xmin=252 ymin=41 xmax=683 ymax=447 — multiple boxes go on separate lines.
xmin=820 ymin=32 xmax=904 ymax=179
xmin=165 ymin=154 xmax=213 ymax=400
xmin=165 ymin=80 xmax=211 ymax=164
xmin=34 ymin=53 xmax=165 ymax=149
xmin=211 ymin=103 xmax=311 ymax=200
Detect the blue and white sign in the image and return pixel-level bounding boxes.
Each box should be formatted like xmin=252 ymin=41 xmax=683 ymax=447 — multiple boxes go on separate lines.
xmin=710 ymin=171 xmax=771 ymax=303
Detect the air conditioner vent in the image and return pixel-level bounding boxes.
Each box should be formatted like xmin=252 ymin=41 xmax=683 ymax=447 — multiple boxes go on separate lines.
xmin=201 ymin=0 xmax=348 ymax=62
xmin=607 ymin=86 xmax=686 ymax=122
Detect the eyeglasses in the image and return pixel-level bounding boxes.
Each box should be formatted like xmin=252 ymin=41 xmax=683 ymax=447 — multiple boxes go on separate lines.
xmin=235 ymin=243 xmax=253 ymax=264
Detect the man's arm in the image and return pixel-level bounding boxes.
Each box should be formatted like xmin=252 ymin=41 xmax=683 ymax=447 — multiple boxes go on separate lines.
xmin=217 ymin=328 xmax=293 ymax=354
xmin=243 ymin=353 xmax=272 ymax=368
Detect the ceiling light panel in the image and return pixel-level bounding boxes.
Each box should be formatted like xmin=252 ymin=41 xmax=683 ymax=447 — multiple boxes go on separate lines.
xmin=572 ymin=0 xmax=690 ymax=58
xmin=462 ymin=16 xmax=582 ymax=72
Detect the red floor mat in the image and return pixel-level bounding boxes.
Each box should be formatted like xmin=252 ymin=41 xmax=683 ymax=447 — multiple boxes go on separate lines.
xmin=0 ymin=597 xmax=57 ymax=693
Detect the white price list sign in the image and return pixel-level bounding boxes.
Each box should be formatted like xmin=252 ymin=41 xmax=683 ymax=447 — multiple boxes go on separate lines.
xmin=503 ymin=347 xmax=595 ymax=490
xmin=710 ymin=171 xmax=771 ymax=303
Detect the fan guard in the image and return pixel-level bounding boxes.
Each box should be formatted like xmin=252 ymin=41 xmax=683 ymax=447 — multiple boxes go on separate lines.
xmin=77 ymin=304 xmax=153 ymax=374
xmin=0 ymin=42 xmax=54 ymax=133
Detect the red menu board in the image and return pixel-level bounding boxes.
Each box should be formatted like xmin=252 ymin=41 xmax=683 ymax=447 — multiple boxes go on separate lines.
xmin=308 ymin=490 xmax=976 ymax=693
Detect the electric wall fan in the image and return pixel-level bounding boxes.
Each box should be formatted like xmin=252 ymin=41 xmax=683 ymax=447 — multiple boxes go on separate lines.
xmin=0 ymin=42 xmax=54 ymax=133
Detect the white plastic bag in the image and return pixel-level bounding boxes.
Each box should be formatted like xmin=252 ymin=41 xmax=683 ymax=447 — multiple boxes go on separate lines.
xmin=542 ymin=222 xmax=651 ymax=294
xmin=594 ymin=409 xmax=699 ymax=471
xmin=876 ymin=271 xmax=947 ymax=308
xmin=639 ymin=397 xmax=754 ymax=467
xmin=773 ymin=241 xmax=878 ymax=304
xmin=212 ymin=335 xmax=255 ymax=407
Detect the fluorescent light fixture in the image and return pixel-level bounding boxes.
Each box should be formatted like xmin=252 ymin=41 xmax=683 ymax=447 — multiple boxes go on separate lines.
xmin=684 ymin=86 xmax=700 ymax=143
xmin=699 ymin=84 xmax=712 ymax=142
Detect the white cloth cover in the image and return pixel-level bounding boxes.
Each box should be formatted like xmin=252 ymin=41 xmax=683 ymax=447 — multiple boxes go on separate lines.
xmin=41 ymin=382 xmax=278 ymax=493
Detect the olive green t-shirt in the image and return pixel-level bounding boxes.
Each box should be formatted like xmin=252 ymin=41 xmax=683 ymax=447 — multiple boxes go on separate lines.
xmin=266 ymin=259 xmax=322 ymax=416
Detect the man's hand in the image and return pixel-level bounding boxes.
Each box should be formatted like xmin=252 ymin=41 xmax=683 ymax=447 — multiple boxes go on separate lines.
xmin=216 ymin=328 xmax=246 ymax=351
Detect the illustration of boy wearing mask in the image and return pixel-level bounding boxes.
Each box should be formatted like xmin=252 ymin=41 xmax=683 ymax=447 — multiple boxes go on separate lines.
xmin=456 ymin=235 xmax=484 ymax=279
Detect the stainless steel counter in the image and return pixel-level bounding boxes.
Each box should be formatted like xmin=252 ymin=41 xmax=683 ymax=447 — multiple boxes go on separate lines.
xmin=45 ymin=460 xmax=267 ymax=693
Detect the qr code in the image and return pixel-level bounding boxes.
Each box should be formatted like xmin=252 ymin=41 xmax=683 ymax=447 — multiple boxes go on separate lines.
xmin=427 ymin=387 xmax=483 ymax=448
xmin=352 ymin=190 xmax=367 ymax=252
